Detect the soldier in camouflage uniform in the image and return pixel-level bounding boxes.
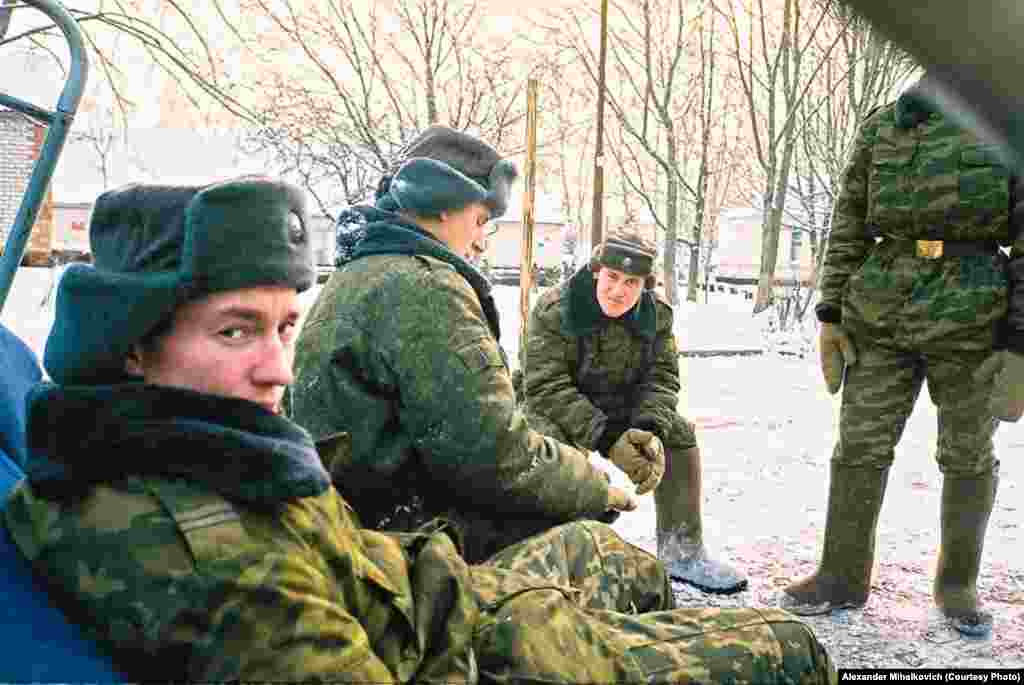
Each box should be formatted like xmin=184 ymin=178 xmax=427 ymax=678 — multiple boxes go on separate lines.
xmin=291 ymin=127 xmax=640 ymax=562
xmin=781 ymin=74 xmax=1024 ymax=638
xmin=522 ymin=232 xmax=748 ymax=594
xmin=2 ymin=176 xmax=835 ymax=682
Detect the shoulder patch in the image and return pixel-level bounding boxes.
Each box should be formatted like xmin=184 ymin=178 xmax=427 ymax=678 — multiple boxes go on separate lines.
xmin=144 ymin=478 xmax=246 ymax=569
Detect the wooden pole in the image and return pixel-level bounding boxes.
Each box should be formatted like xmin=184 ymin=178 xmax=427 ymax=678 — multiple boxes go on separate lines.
xmin=519 ymin=78 xmax=540 ymax=371
xmin=590 ymin=0 xmax=610 ymax=252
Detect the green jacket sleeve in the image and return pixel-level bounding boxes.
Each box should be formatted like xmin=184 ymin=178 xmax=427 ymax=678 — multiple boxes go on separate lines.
xmin=818 ymin=116 xmax=876 ymax=320
xmin=522 ymin=294 xmax=608 ymax=450
xmin=380 ymin=265 xmax=610 ymax=521
xmin=1 ymin=483 xmax=398 ymax=683
xmin=630 ymin=300 xmax=682 ymax=441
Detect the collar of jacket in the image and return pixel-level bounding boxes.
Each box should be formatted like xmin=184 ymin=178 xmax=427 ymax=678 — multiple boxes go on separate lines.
xmin=895 ymin=79 xmax=939 ymax=129
xmin=23 ymin=383 xmax=330 ymax=506
xmin=344 ymin=204 xmax=502 ymax=343
xmin=561 ymin=266 xmax=657 ymax=340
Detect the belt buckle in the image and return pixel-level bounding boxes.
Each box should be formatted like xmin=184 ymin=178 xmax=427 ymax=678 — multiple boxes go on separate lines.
xmin=915 ymin=240 xmax=944 ymax=259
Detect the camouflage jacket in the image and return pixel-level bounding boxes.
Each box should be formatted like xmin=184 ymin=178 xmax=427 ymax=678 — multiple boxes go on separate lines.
xmin=523 ymin=268 xmax=683 ymax=451
xmin=290 ymin=211 xmax=610 ymax=553
xmin=4 ymin=384 xmax=836 ymax=684
xmin=819 ymin=89 xmax=1024 ymax=349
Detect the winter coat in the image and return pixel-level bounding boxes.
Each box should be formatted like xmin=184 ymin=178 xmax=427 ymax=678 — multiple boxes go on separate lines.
xmin=3 ymin=383 xmax=835 ymax=684
xmin=290 ymin=208 xmax=611 ymax=561
xmin=524 ymin=267 xmax=695 ymax=452
xmin=818 ymin=84 xmax=1024 ymax=353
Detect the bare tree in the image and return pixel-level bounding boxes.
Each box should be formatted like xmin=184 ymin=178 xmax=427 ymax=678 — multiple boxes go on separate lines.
xmin=716 ymin=0 xmax=845 ymax=313
xmin=1 ymin=1 xmax=255 ymax=126
xmin=216 ymin=0 xmax=525 ymax=217
xmin=543 ymin=0 xmax=744 ymax=305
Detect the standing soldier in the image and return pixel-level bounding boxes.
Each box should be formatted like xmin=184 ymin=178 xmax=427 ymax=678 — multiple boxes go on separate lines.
xmin=521 ymin=231 xmax=748 ymax=594
xmin=781 ymin=73 xmax=1023 ymax=637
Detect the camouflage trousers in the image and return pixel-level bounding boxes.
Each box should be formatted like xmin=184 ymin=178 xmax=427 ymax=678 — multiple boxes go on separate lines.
xmin=838 ymin=244 xmax=1006 ymax=476
xmin=472 ymin=521 xmax=835 ymax=684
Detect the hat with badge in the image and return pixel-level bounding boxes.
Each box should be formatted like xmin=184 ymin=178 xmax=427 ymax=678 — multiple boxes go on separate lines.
xmin=376 ymin=125 xmax=518 ymax=219
xmin=590 ymin=229 xmax=658 ymax=286
xmin=44 ymin=176 xmax=314 ymax=385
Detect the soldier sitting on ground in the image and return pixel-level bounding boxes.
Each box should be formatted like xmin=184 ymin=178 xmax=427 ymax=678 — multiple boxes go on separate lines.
xmin=521 ymin=231 xmax=747 ymax=594
xmin=2 ymin=176 xmax=835 ymax=683
xmin=290 ymin=126 xmax=645 ymax=562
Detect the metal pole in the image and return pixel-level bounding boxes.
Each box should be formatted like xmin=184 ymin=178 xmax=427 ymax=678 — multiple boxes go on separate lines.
xmin=518 ymin=79 xmax=539 ymax=370
xmin=590 ymin=0 xmax=610 ymax=252
xmin=0 ymin=0 xmax=89 ymax=313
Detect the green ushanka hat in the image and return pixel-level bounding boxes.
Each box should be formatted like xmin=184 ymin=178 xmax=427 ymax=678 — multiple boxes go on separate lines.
xmin=381 ymin=125 xmax=518 ymax=218
xmin=44 ymin=176 xmax=314 ymax=385
xmin=593 ymin=230 xmax=657 ymax=278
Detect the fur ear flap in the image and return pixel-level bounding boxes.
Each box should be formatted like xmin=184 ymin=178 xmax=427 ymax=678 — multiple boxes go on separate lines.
xmin=589 ymin=244 xmax=604 ymax=274
xmin=645 ymin=275 xmax=657 ymax=290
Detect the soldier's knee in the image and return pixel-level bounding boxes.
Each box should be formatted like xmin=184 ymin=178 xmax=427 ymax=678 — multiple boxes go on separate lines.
xmin=937 ymin=453 xmax=999 ymax=478
xmin=665 ymin=413 xmax=697 ymax=449
xmin=831 ymin=442 xmax=894 ymax=469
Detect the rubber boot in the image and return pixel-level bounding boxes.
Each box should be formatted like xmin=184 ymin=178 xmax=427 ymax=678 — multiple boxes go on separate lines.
xmin=934 ymin=469 xmax=998 ymax=637
xmin=655 ymin=446 xmax=748 ymax=594
xmin=780 ymin=462 xmax=889 ymax=615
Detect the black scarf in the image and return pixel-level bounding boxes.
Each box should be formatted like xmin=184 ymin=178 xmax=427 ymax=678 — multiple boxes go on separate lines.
xmin=24 ymin=383 xmax=330 ymax=505
xmin=344 ymin=204 xmax=503 ymax=343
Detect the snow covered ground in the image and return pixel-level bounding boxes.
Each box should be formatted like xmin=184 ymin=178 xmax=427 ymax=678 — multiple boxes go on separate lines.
xmin=3 ymin=268 xmax=1021 ymax=667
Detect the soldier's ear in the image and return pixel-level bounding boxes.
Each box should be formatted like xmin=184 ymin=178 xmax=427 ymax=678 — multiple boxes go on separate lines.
xmin=645 ymin=275 xmax=656 ymax=290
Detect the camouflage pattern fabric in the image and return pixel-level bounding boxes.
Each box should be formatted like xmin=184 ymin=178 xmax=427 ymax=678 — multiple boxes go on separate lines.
xmin=290 ymin=251 xmax=612 ymax=561
xmin=820 ymin=102 xmax=1016 ymax=475
xmin=4 ymin=479 xmax=835 ymax=683
xmin=523 ymin=270 xmax=697 ymax=453
xmin=820 ymin=101 xmax=1016 ymax=311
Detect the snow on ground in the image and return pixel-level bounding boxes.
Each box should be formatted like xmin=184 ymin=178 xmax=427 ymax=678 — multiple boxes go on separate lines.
xmin=3 ymin=269 xmax=1022 ymax=667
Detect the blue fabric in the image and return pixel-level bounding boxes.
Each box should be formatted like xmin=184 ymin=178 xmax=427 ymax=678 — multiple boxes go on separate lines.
xmin=0 ymin=322 xmax=42 ymax=468
xmin=0 ymin=324 xmax=121 ymax=681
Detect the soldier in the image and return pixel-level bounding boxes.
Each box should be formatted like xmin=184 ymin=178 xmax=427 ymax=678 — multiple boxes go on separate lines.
xmin=781 ymin=73 xmax=1023 ymax=637
xmin=2 ymin=176 xmax=835 ymax=682
xmin=522 ymin=232 xmax=748 ymax=594
xmin=291 ymin=127 xmax=648 ymax=562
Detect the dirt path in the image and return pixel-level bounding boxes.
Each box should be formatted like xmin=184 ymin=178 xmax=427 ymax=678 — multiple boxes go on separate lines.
xmin=606 ymin=354 xmax=1023 ymax=668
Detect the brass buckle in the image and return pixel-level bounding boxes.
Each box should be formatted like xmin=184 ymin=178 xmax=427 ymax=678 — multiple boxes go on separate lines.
xmin=915 ymin=240 xmax=944 ymax=259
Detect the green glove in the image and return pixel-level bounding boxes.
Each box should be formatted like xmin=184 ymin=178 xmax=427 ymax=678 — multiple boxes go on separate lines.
xmin=819 ymin=323 xmax=858 ymax=395
xmin=608 ymin=428 xmax=665 ymax=495
xmin=972 ymin=350 xmax=1024 ymax=422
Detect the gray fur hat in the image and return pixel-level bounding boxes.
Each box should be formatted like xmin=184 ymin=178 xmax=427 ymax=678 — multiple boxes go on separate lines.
xmin=44 ymin=176 xmax=314 ymax=385
xmin=377 ymin=125 xmax=518 ymax=218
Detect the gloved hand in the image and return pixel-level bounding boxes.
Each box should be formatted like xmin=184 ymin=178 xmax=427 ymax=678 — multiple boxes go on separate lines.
xmin=972 ymin=350 xmax=1024 ymax=421
xmin=819 ymin=323 xmax=858 ymax=394
xmin=606 ymin=485 xmax=638 ymax=512
xmin=608 ymin=428 xmax=666 ymax=495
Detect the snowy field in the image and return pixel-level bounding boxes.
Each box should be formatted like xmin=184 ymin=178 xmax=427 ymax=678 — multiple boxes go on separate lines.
xmin=3 ymin=268 xmax=1021 ymax=667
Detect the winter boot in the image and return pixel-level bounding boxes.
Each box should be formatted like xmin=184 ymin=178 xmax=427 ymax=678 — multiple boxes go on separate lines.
xmin=780 ymin=462 xmax=889 ymax=615
xmin=655 ymin=446 xmax=748 ymax=594
xmin=934 ymin=469 xmax=998 ymax=637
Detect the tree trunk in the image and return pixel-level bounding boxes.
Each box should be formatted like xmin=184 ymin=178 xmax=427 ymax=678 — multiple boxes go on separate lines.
xmin=663 ymin=138 xmax=680 ymax=305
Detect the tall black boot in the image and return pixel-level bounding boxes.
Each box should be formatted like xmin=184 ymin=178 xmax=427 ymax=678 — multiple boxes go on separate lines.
xmin=934 ymin=469 xmax=998 ymax=637
xmin=655 ymin=446 xmax=748 ymax=594
xmin=780 ymin=462 xmax=889 ymax=615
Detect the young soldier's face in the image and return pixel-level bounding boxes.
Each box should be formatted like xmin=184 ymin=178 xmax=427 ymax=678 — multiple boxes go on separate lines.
xmin=595 ymin=266 xmax=645 ymax=318
xmin=126 ymin=285 xmax=300 ymax=414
